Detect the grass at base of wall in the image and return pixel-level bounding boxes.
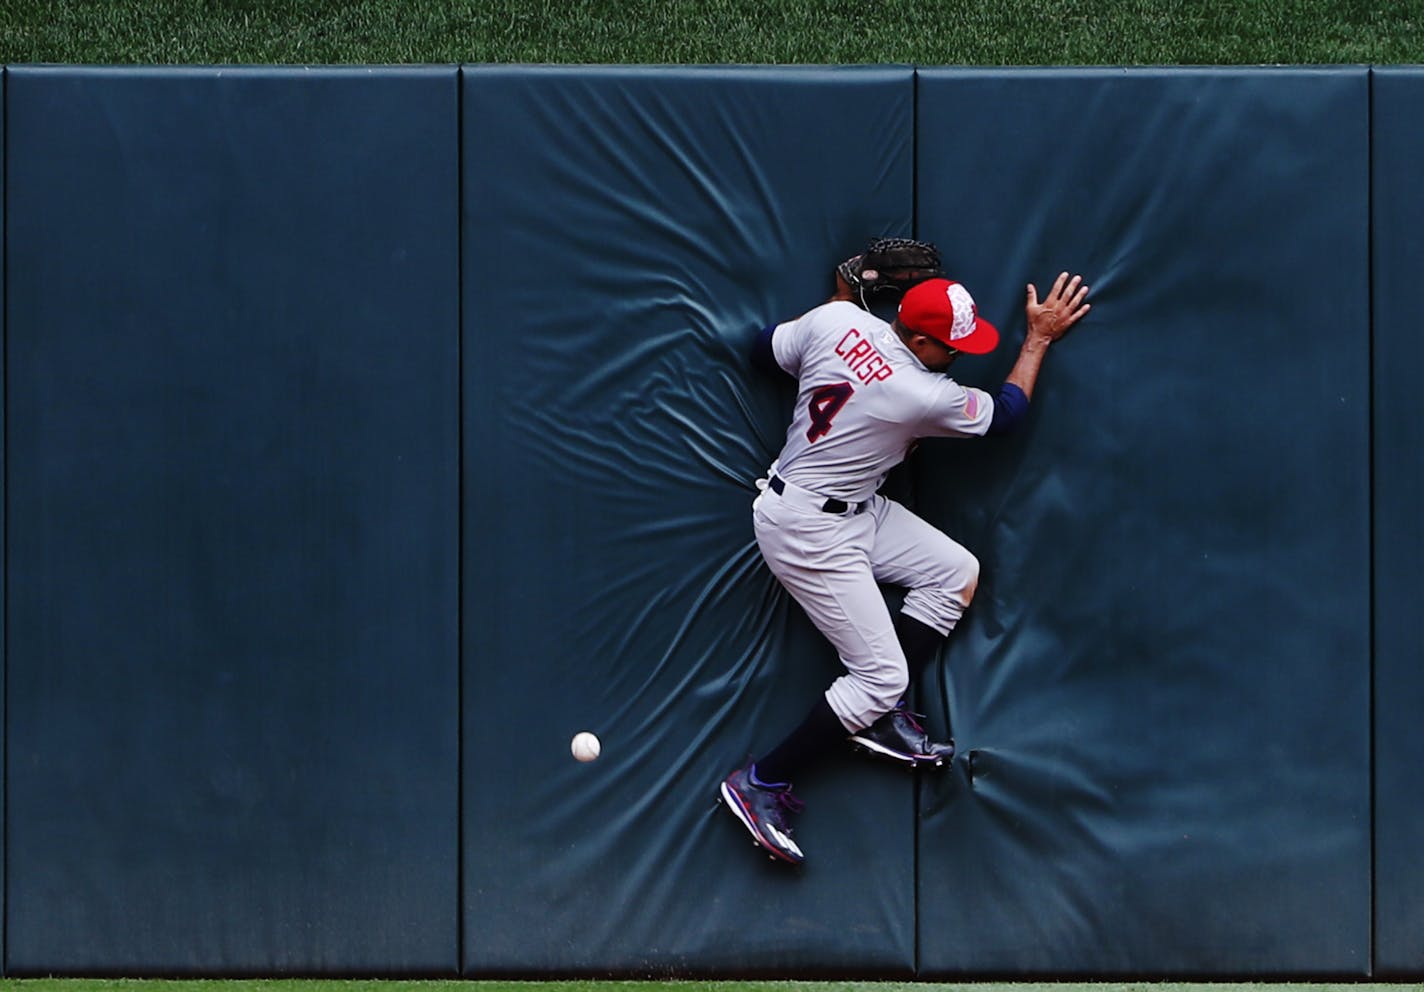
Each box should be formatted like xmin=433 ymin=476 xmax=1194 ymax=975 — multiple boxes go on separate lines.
xmin=2 ymin=0 xmax=1424 ymax=65
xmin=0 ymin=982 xmax=1416 ymax=992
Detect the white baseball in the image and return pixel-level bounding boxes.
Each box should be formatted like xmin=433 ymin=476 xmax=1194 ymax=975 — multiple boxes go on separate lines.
xmin=570 ymin=731 xmax=601 ymax=762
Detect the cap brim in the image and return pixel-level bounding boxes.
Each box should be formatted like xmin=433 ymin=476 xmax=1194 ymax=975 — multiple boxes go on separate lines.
xmin=953 ymin=317 xmax=999 ymax=355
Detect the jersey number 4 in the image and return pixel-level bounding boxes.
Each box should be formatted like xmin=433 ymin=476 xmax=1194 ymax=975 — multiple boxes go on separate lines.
xmin=806 ymin=382 xmax=855 ymax=442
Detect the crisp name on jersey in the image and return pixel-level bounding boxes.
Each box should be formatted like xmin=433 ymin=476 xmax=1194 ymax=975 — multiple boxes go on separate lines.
xmin=835 ymin=329 xmax=895 ymax=383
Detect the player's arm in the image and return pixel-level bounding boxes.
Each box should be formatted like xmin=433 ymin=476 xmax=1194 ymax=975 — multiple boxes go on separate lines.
xmin=753 ymin=267 xmax=854 ymax=376
xmin=751 ymin=310 xmax=825 ymax=380
xmin=1006 ymin=272 xmax=1090 ymax=401
xmin=986 ymin=272 xmax=1091 ymax=435
xmin=750 ymin=324 xmax=791 ymax=377
xmin=752 ymin=297 xmax=865 ymax=379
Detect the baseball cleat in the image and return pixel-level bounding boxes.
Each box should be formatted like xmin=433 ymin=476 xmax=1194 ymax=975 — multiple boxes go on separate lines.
xmin=718 ymin=763 xmax=806 ymax=865
xmin=850 ymin=703 xmax=955 ymax=768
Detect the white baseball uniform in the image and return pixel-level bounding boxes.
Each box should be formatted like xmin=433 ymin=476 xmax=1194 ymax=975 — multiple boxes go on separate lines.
xmin=754 ymin=300 xmax=992 ymax=733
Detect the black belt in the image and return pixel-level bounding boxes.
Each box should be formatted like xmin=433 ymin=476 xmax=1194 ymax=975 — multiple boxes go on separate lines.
xmin=769 ymin=474 xmax=868 ymax=515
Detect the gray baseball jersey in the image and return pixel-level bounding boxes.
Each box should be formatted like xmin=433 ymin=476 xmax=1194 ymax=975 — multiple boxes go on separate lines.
xmin=768 ymin=300 xmax=994 ymax=502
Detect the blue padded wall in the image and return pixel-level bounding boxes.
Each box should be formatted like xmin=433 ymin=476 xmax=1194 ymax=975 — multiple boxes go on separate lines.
xmin=911 ymin=68 xmax=1371 ymax=975
xmin=5 ymin=67 xmax=460 ymax=974
xmin=0 ymin=62 xmax=1404 ymax=978
xmin=1371 ymin=65 xmax=1424 ymax=978
xmin=461 ymin=66 xmax=918 ymax=975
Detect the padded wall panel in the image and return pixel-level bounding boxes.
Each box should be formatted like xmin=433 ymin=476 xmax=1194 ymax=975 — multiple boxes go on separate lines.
xmin=912 ymin=68 xmax=1370 ymax=975
xmin=6 ymin=67 xmax=460 ymax=974
xmin=462 ymin=66 xmax=916 ymax=975
xmin=1372 ymin=65 xmax=1424 ymax=978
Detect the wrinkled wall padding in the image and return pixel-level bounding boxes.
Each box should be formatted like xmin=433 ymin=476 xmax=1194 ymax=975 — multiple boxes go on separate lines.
xmin=910 ymin=68 xmax=1371 ymax=976
xmin=0 ymin=64 xmax=1410 ymax=980
xmin=460 ymin=65 xmax=919 ymax=976
xmin=4 ymin=67 xmax=460 ymax=975
xmin=1372 ymin=66 xmax=1424 ymax=979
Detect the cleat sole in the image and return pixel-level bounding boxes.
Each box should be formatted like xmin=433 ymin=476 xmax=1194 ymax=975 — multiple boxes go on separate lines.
xmin=849 ymin=736 xmax=953 ymax=768
xmin=719 ymin=780 xmax=805 ymax=865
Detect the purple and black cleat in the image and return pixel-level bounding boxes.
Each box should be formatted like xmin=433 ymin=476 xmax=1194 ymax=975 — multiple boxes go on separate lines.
xmin=850 ymin=702 xmax=954 ymax=768
xmin=718 ymin=763 xmax=806 ymax=865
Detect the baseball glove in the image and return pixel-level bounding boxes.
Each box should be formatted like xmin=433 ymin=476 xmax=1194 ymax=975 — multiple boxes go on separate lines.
xmin=836 ymin=237 xmax=944 ymax=308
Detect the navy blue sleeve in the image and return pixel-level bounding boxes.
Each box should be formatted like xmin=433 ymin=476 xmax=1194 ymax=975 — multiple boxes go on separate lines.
xmin=751 ymin=324 xmax=791 ymax=378
xmin=986 ymin=382 xmax=1030 ymax=436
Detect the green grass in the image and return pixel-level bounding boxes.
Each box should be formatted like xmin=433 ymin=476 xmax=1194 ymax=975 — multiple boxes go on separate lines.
xmin=1 ymin=985 xmax=1421 ymax=992
xmin=2 ymin=0 xmax=1424 ymax=65
xmin=4 ymin=982 xmax=1424 ymax=992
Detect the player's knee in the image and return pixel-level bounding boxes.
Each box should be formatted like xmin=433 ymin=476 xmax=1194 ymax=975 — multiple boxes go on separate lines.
xmin=958 ymin=552 xmax=980 ymax=604
xmin=903 ymin=550 xmax=979 ymax=633
xmin=933 ymin=549 xmax=979 ymax=605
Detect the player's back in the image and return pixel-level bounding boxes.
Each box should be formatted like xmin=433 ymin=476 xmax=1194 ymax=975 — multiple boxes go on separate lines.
xmin=770 ymin=301 xmax=948 ymax=501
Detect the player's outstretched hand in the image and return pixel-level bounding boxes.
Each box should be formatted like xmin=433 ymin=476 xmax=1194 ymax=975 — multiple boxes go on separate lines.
xmin=1026 ymin=272 xmax=1091 ymax=344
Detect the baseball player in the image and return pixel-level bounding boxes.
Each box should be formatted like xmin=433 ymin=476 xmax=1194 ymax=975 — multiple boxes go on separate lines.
xmin=719 ymin=239 xmax=1091 ymax=865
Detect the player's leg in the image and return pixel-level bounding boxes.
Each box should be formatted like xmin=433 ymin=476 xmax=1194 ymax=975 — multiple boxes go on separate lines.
xmin=867 ymin=495 xmax=980 ymax=664
xmin=749 ymin=555 xmax=907 ymax=785
xmin=845 ymin=496 xmax=979 ymax=765
xmin=719 ymin=495 xmax=910 ymax=862
xmin=751 ymin=496 xmax=910 ymax=737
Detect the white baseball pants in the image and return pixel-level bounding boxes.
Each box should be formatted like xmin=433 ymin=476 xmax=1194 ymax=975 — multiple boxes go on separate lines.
xmin=752 ymin=475 xmax=979 ymax=733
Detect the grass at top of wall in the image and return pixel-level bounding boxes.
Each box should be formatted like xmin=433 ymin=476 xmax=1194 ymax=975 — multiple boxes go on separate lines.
xmin=1 ymin=0 xmax=1423 ymax=65
xmin=0 ymin=982 xmax=1413 ymax=992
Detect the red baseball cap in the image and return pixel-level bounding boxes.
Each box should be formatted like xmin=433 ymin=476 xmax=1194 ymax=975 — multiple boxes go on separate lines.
xmin=898 ymin=278 xmax=999 ymax=354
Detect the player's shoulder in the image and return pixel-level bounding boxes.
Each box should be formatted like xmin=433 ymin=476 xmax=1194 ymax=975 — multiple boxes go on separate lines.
xmin=926 ymin=374 xmax=973 ymax=399
xmin=801 ymin=300 xmax=890 ymax=332
xmin=823 ymin=299 xmax=871 ymax=317
xmin=899 ymin=369 xmax=969 ymax=408
xmin=919 ymin=374 xmax=991 ymax=429
xmin=803 ymin=298 xmax=871 ymax=322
